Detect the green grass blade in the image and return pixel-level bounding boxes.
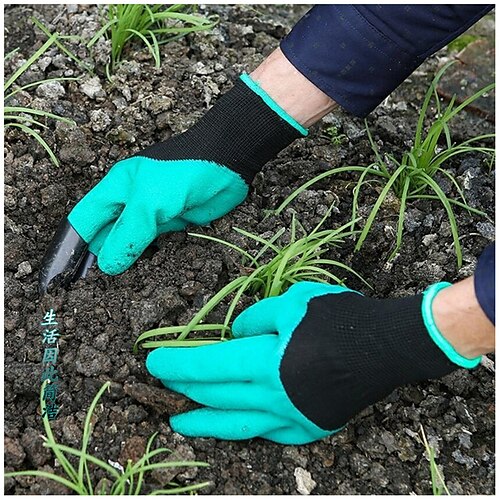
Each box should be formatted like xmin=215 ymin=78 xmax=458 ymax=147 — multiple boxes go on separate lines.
xmin=5 ymin=47 xmax=20 ymax=61
xmin=255 ymin=227 xmax=286 ymax=261
xmin=6 ymin=123 xmax=59 ymax=166
xmin=233 ymin=227 xmax=281 ymax=255
xmin=414 ymin=60 xmax=456 ymax=150
xmin=31 ymin=17 xmax=90 ymax=73
xmin=420 ymin=172 xmax=462 ymax=267
xmin=445 ymin=82 xmax=495 ymax=122
xmin=5 ymin=76 xmax=79 ymax=100
xmin=222 ymin=269 xmax=264 ymax=327
xmin=136 ymin=324 xmax=229 ymax=350
xmin=351 ymin=166 xmax=378 ymax=230
xmin=309 ymin=258 xmax=371 ymax=288
xmin=125 ymin=29 xmax=159 ymax=66
xmin=4 ymin=114 xmax=49 ymax=129
xmin=4 ymin=35 xmax=58 ymax=92
xmin=389 ymin=175 xmax=411 ymax=261
xmin=78 ymin=382 xmax=111 ymax=491
xmin=38 ymin=381 xmax=80 ymax=485
xmin=179 ymin=276 xmax=248 ymax=339
xmin=188 ymin=232 xmax=259 ymax=267
xmin=365 ymin=121 xmax=390 ymax=175
xmin=43 ymin=442 xmax=121 ymax=480
xmin=274 ymin=166 xmax=386 ymax=216
xmin=151 ymin=482 xmax=212 ymax=495
xmin=355 ymin=163 xmax=407 ymax=252
xmin=141 ymin=339 xmax=225 ymax=348
xmin=86 ymin=19 xmax=119 ymax=48
xmin=4 ymin=106 xmax=75 ymax=124
xmin=4 ymin=470 xmax=85 ymax=494
xmin=407 ymin=194 xmax=486 ymax=216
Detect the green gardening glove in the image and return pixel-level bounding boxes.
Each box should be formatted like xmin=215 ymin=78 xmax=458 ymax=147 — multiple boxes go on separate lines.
xmin=146 ymin=281 xmax=481 ymax=445
xmin=64 ymin=73 xmax=307 ymax=275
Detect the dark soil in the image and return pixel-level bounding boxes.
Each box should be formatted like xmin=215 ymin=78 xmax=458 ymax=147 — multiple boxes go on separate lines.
xmin=4 ymin=4 xmax=495 ymax=495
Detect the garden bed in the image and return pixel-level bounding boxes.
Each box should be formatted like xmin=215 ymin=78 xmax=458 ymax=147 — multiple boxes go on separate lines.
xmin=4 ymin=4 xmax=495 ymax=495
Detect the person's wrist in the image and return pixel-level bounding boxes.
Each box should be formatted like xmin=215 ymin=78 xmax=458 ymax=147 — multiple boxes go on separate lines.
xmin=250 ymin=48 xmax=337 ymax=128
xmin=425 ymin=278 xmax=492 ymax=366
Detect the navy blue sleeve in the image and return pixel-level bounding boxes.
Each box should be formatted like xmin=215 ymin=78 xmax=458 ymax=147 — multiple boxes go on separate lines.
xmin=475 ymin=243 xmax=495 ymax=325
xmin=280 ymin=4 xmax=493 ymax=117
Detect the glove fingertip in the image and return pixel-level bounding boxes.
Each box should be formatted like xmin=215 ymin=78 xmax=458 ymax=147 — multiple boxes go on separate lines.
xmin=145 ymin=348 xmax=166 ymax=377
xmin=97 ymin=253 xmax=130 ymax=275
xmin=169 ymin=413 xmax=194 ymax=436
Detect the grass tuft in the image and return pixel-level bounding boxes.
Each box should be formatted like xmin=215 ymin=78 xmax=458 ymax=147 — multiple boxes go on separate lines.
xmin=5 ymin=381 xmax=210 ymax=495
xmin=275 ymin=61 xmax=494 ymax=267
xmin=136 ymin=204 xmax=367 ymax=350
xmin=91 ymin=4 xmax=219 ymax=75
xmin=4 ymin=18 xmax=80 ymax=167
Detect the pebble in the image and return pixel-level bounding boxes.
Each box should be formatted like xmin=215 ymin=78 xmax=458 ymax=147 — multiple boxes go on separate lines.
xmin=294 ymin=467 xmax=316 ymax=495
xmin=15 ymin=261 xmax=32 ymax=278
xmin=458 ymin=431 xmax=473 ymax=450
xmin=476 ymin=221 xmax=495 ymax=240
xmin=422 ymin=233 xmax=438 ymax=246
xmin=192 ymin=61 xmax=214 ymax=75
xmin=452 ymin=449 xmax=476 ymax=469
xmin=80 ymin=76 xmax=105 ymax=99
xmin=37 ymin=56 xmax=52 ymax=72
xmin=379 ymin=430 xmax=397 ymax=453
xmin=89 ymin=109 xmax=112 ymax=132
xmin=35 ymin=81 xmax=65 ymax=99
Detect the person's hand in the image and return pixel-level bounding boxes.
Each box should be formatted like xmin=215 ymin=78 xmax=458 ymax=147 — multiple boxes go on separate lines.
xmin=146 ymin=281 xmax=480 ymax=445
xmin=39 ymin=74 xmax=305 ymax=288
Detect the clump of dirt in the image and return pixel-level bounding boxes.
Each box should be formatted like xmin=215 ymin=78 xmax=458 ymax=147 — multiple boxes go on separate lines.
xmin=4 ymin=4 xmax=495 ymax=495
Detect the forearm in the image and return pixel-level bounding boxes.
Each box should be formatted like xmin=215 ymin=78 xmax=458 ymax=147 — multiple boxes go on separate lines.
xmin=433 ymin=277 xmax=494 ymax=359
xmin=250 ymin=48 xmax=337 ymax=128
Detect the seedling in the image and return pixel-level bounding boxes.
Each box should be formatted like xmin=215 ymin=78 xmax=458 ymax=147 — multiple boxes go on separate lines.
xmin=89 ymin=4 xmax=218 ymax=76
xmin=322 ymin=125 xmax=347 ymax=146
xmin=420 ymin=424 xmax=450 ymax=496
xmin=5 ymin=381 xmax=210 ymax=495
xmin=136 ymin=203 xmax=367 ymax=350
xmin=4 ymin=18 xmax=80 ymax=167
xmin=275 ymin=61 xmax=495 ymax=267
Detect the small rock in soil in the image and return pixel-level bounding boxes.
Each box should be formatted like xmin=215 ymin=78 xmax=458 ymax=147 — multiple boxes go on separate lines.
xmin=75 ymin=345 xmax=112 ymax=376
xmin=79 ymin=76 xmax=105 ymax=99
xmin=35 ymin=81 xmax=66 ymax=99
xmin=14 ymin=261 xmax=32 ymax=278
xmin=294 ymin=467 xmax=317 ymax=495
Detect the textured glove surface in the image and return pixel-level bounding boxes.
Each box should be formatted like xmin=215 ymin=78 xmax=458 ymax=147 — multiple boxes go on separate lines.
xmin=147 ymin=282 xmax=348 ymax=444
xmin=68 ymin=76 xmax=303 ymax=275
xmin=146 ymin=281 xmax=477 ymax=444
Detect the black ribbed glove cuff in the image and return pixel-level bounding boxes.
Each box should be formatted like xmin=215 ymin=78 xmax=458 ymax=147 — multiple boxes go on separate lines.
xmin=135 ymin=76 xmax=306 ymax=185
xmin=281 ymin=292 xmax=459 ymax=431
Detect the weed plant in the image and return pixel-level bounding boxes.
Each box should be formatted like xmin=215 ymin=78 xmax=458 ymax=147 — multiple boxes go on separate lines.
xmin=420 ymin=424 xmax=450 ymax=496
xmin=5 ymin=381 xmax=209 ymax=495
xmin=274 ymin=61 xmax=495 ymax=267
xmin=4 ymin=19 xmax=80 ymax=167
xmin=136 ymin=204 xmax=366 ymax=350
xmin=91 ymin=4 xmax=218 ymax=76
xmin=321 ymin=125 xmax=348 ymax=146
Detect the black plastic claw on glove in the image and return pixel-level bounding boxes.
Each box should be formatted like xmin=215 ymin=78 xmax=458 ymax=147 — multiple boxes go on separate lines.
xmin=38 ymin=217 xmax=96 ymax=295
